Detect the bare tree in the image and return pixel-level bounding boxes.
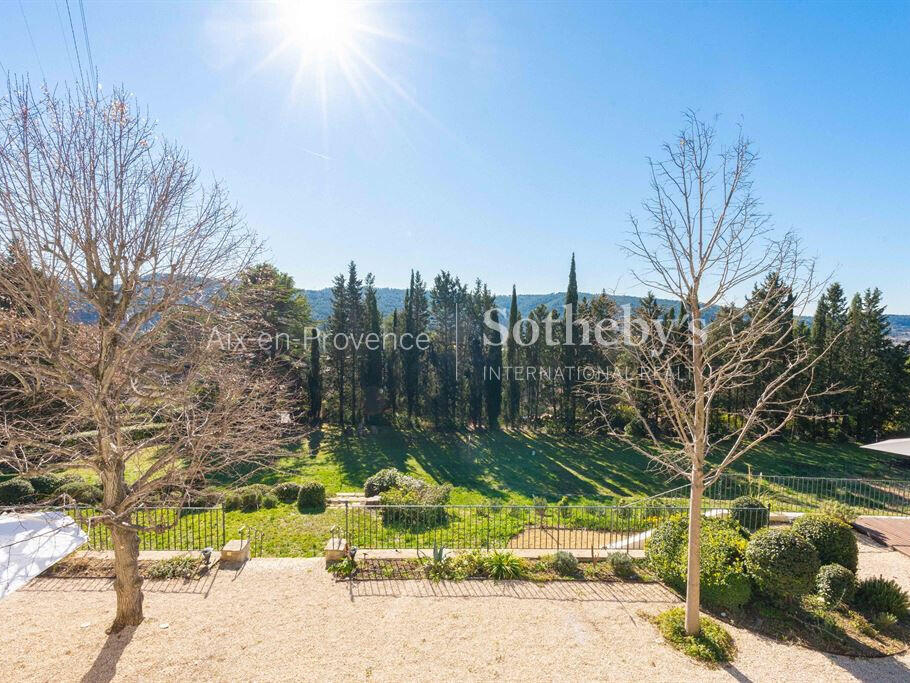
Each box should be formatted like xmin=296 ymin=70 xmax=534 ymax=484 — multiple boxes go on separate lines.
xmin=585 ymin=113 xmax=835 ymax=635
xmin=0 ymin=79 xmax=291 ymax=632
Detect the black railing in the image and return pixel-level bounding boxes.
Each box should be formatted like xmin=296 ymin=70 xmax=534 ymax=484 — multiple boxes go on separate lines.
xmin=238 ymin=525 xmax=265 ymax=558
xmin=344 ymin=503 xmax=756 ymax=552
xmin=70 ymin=506 xmax=225 ymax=552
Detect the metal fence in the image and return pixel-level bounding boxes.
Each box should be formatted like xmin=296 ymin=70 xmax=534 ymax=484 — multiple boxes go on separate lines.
xmin=344 ymin=503 xmax=759 ymax=552
xmin=70 ymin=506 xmax=225 ymax=552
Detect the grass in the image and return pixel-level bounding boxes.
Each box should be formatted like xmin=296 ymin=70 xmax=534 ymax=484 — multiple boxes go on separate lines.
xmin=650 ymin=607 xmax=736 ymax=666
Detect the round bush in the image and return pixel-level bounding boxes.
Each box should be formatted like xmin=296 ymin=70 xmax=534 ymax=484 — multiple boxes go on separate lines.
xmin=0 ymin=477 xmax=35 ymax=504
xmin=238 ymin=486 xmax=266 ymax=512
xmin=364 ymin=468 xmax=402 ymax=497
xmin=55 ymin=481 xmax=102 ymax=504
xmin=26 ymin=473 xmax=65 ymax=496
xmin=297 ymin=481 xmax=326 ymax=511
xmin=729 ymin=496 xmax=770 ymax=533
xmin=272 ymin=482 xmax=302 ymax=504
xmin=791 ymin=513 xmax=858 ymax=572
xmin=855 ymin=576 xmax=910 ymax=617
xmin=184 ymin=488 xmax=222 ymax=508
xmin=551 ymin=550 xmax=579 ymax=576
xmin=223 ymin=492 xmax=242 ymax=512
xmin=646 ymin=515 xmax=752 ymax=610
xmin=745 ymin=527 xmax=819 ymax=601
xmin=262 ymin=493 xmax=279 ymax=509
xmin=816 ymin=564 xmax=856 ymax=607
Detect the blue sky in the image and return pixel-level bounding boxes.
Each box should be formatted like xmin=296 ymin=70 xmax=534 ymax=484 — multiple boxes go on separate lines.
xmin=2 ymin=1 xmax=909 ymax=311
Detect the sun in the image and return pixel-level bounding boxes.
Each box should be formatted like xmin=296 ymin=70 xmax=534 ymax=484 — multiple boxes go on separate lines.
xmin=277 ymin=0 xmax=360 ymax=58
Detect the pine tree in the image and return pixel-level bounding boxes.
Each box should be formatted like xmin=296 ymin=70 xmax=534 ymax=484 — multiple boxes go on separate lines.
xmin=506 ymin=285 xmax=521 ymax=425
xmin=362 ymin=274 xmax=384 ymax=423
xmin=307 ymin=329 xmax=322 ymax=422
xmin=345 ymin=262 xmax=363 ymax=425
xmin=385 ymin=309 xmax=399 ymax=415
xmin=328 ymin=273 xmax=348 ymax=426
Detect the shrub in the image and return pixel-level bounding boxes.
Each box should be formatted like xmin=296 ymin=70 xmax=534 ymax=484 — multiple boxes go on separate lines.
xmin=745 ymin=527 xmax=819 ymax=601
xmin=550 ymin=550 xmax=579 ymax=576
xmin=818 ymin=501 xmax=858 ymax=525
xmin=184 ymin=487 xmax=222 ymax=508
xmin=262 ymin=493 xmax=279 ymax=509
xmin=606 ymin=552 xmax=636 ymax=579
xmin=0 ymin=477 xmax=35 ymax=504
xmin=855 ymin=576 xmax=910 ymax=618
xmin=297 ymin=481 xmax=326 ymax=511
xmin=816 ymin=564 xmax=856 ymax=607
xmin=223 ymin=492 xmax=242 ymax=512
xmin=623 ymin=419 xmax=648 ymax=438
xmin=379 ymin=484 xmax=451 ymax=527
xmin=145 ymin=554 xmax=203 ymax=580
xmin=364 ymin=468 xmax=402 ymax=497
xmin=729 ymin=496 xmax=770 ymax=532
xmin=451 ymin=550 xmax=486 ymax=580
xmin=482 ymin=550 xmax=527 ymax=580
xmin=792 ymin=513 xmax=858 ymax=572
xmin=873 ymin=612 xmax=898 ymax=630
xmin=239 ymin=486 xmax=266 ymax=512
xmin=55 ymin=481 xmax=102 ymax=505
xmin=652 ymin=607 xmax=736 ymax=665
xmin=646 ymin=515 xmax=752 ymax=610
xmin=26 ymin=473 xmax=65 ymax=496
xmin=272 ymin=482 xmax=302 ymax=504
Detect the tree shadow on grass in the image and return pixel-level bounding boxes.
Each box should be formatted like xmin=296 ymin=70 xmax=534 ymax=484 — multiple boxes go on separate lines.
xmin=79 ymin=624 xmax=136 ymax=683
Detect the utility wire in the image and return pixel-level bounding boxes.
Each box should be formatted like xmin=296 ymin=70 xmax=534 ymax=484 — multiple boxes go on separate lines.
xmin=54 ymin=0 xmax=80 ymax=85
xmin=78 ymin=0 xmax=96 ymax=83
xmin=64 ymin=0 xmax=85 ymax=85
xmin=18 ymin=0 xmax=46 ymax=82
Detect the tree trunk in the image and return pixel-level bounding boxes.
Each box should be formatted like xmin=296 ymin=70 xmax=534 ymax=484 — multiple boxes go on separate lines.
xmin=684 ymin=468 xmax=704 ymax=636
xmin=108 ymin=523 xmax=144 ymax=633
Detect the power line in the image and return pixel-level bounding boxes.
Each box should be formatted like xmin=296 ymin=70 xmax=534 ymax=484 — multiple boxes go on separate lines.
xmin=78 ymin=0 xmax=96 ymax=83
xmin=64 ymin=0 xmax=85 ymax=84
xmin=18 ymin=0 xmax=46 ymax=82
xmin=54 ymin=0 xmax=80 ymax=85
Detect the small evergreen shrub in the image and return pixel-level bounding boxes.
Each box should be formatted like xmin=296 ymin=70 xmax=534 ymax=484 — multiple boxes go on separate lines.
xmin=145 ymin=554 xmax=203 ymax=580
xmin=272 ymin=482 xmax=302 ymax=504
xmin=297 ymin=481 xmax=326 ymax=511
xmin=238 ymin=485 xmax=267 ymax=512
xmin=55 ymin=481 xmax=102 ymax=505
xmin=223 ymin=492 xmax=242 ymax=512
xmin=379 ymin=484 xmax=451 ymax=527
xmin=855 ymin=576 xmax=910 ymax=618
xmin=184 ymin=487 xmax=222 ymax=508
xmin=816 ymin=564 xmax=856 ymax=607
xmin=364 ymin=468 xmax=401 ymax=496
xmin=729 ymin=496 xmax=770 ymax=532
xmin=646 ymin=515 xmax=752 ymax=610
xmin=873 ymin=612 xmax=898 ymax=630
xmin=26 ymin=473 xmax=65 ymax=496
xmin=482 ymin=550 xmax=527 ymax=580
xmin=745 ymin=528 xmax=819 ymax=601
xmin=652 ymin=607 xmax=736 ymax=665
xmin=792 ymin=513 xmax=858 ymax=572
xmin=0 ymin=477 xmax=35 ymax=504
xmin=550 ymin=550 xmax=579 ymax=576
xmin=262 ymin=493 xmax=279 ymax=509
xmin=606 ymin=552 xmax=636 ymax=579
xmin=818 ymin=501 xmax=858 ymax=524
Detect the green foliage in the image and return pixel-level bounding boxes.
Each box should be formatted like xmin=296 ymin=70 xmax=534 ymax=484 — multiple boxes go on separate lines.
xmin=606 ymin=552 xmax=636 ymax=579
xmin=855 ymin=576 xmax=910 ymax=618
xmin=328 ymin=556 xmax=356 ymax=577
xmin=873 ymin=612 xmax=898 ymax=630
xmin=26 ymin=473 xmax=65 ymax=496
xmin=482 ymin=550 xmax=527 ymax=580
xmin=296 ymin=481 xmax=327 ymax=511
xmin=239 ymin=485 xmax=270 ymax=512
xmin=818 ymin=501 xmax=858 ymax=524
xmin=55 ymin=481 xmax=102 ymax=504
xmin=423 ymin=547 xmax=453 ymax=581
xmin=363 ymin=467 xmax=427 ymax=497
xmin=729 ymin=496 xmax=770 ymax=532
xmin=745 ymin=528 xmax=819 ymax=601
xmin=272 ymin=482 xmax=302 ymax=504
xmin=816 ymin=564 xmax=856 ymax=607
xmin=792 ymin=514 xmax=858 ymax=572
xmin=450 ymin=549 xmax=486 ymax=580
xmin=184 ymin=487 xmax=222 ymax=508
xmin=0 ymin=477 xmax=34 ymax=504
xmin=646 ymin=515 xmax=752 ymax=610
xmin=379 ymin=483 xmax=451 ymax=528
xmin=145 ymin=554 xmax=203 ymax=580
xmin=652 ymin=608 xmax=736 ymax=665
xmin=550 ymin=550 xmax=579 ymax=577
xmin=262 ymin=493 xmax=279 ymax=509
xmin=223 ymin=492 xmax=242 ymax=512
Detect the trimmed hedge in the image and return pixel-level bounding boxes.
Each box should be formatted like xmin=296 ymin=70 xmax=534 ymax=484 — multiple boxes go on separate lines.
xmin=816 ymin=564 xmax=856 ymax=607
xmin=646 ymin=515 xmax=752 ymax=610
xmin=26 ymin=473 xmax=65 ymax=496
xmin=745 ymin=527 xmax=819 ymax=601
xmin=729 ymin=496 xmax=770 ymax=532
xmin=297 ymin=481 xmax=326 ymax=511
xmin=272 ymin=482 xmax=302 ymax=504
xmin=379 ymin=483 xmax=452 ymax=528
xmin=791 ymin=513 xmax=858 ymax=572
xmin=0 ymin=477 xmax=35 ymax=504
xmin=55 ymin=481 xmax=102 ymax=504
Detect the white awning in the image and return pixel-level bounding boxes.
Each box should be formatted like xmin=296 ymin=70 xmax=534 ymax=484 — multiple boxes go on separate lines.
xmin=0 ymin=511 xmax=88 ymax=599
xmin=862 ymin=438 xmax=910 ymax=457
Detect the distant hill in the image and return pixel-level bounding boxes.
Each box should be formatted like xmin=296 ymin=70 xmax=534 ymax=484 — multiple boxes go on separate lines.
xmin=301 ymin=288 xmax=910 ymax=341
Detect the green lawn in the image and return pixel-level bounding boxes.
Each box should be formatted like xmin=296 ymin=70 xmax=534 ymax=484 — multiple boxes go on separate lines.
xmin=211 ymin=427 xmax=904 ymax=557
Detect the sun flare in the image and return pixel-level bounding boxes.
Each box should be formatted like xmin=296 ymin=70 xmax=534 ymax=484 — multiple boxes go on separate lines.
xmin=277 ymin=0 xmax=359 ymax=58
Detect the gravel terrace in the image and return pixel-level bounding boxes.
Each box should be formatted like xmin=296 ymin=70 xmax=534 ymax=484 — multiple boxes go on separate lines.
xmin=2 ymin=533 xmax=909 ymax=682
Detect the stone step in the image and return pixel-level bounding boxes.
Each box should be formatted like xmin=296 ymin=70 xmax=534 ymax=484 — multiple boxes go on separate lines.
xmin=327 ymin=495 xmax=381 ymax=507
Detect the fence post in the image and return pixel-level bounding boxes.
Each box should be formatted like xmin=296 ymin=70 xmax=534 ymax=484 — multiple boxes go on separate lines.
xmin=344 ymin=501 xmax=349 ymax=544
xmin=221 ymin=505 xmax=225 ymax=548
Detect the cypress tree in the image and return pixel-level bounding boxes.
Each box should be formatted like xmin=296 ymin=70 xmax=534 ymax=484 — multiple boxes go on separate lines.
xmin=485 ymin=308 xmax=503 ymax=429
xmin=385 ymin=309 xmax=399 ymax=415
xmin=328 ymin=273 xmax=348 ymax=426
xmin=363 ymin=274 xmax=383 ymax=422
xmin=307 ymin=327 xmax=322 ymax=422
xmin=507 ymin=285 xmax=520 ymax=425
xmin=562 ymin=254 xmax=579 ymax=432
xmin=345 ymin=261 xmax=363 ymax=425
